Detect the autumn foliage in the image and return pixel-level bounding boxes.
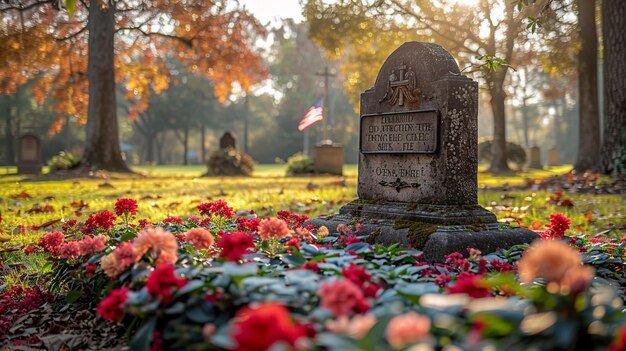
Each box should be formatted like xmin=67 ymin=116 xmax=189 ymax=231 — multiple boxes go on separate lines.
xmin=0 ymin=0 xmax=267 ymax=130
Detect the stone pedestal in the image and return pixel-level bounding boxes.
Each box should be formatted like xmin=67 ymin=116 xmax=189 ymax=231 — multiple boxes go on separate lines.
xmin=548 ymin=147 xmax=560 ymax=166
xmin=313 ymin=143 xmax=344 ymax=175
xmin=528 ymin=146 xmax=542 ymax=169
xmin=17 ymin=133 xmax=42 ymax=174
xmin=307 ymin=42 xmax=537 ymax=262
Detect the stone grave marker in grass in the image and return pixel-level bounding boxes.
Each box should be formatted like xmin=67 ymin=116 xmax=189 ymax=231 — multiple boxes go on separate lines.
xmin=308 ymin=42 xmax=538 ymax=261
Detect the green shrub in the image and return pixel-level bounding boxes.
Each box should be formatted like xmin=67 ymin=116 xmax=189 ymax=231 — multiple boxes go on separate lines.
xmin=205 ymin=148 xmax=254 ymax=176
xmin=478 ymin=140 xmax=527 ymax=168
xmin=285 ymin=153 xmax=314 ymax=175
xmin=48 ymin=151 xmax=81 ymax=172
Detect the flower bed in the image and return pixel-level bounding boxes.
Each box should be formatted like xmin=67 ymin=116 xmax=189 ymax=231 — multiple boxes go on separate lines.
xmin=8 ymin=199 xmax=626 ymax=350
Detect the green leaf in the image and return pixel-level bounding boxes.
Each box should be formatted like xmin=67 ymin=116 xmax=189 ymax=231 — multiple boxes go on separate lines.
xmin=65 ymin=0 xmax=76 ymax=17
xmin=65 ymin=289 xmax=82 ymax=304
xmin=120 ymin=230 xmax=136 ymax=242
xmin=282 ymin=253 xmax=306 ymax=268
xmin=173 ymin=280 xmax=205 ymax=299
xmin=129 ymin=317 xmax=156 ymax=351
xmin=165 ymin=301 xmax=185 ymax=315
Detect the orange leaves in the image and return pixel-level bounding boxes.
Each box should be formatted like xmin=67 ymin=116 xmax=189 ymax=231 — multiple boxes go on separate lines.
xmin=48 ymin=116 xmax=64 ymax=135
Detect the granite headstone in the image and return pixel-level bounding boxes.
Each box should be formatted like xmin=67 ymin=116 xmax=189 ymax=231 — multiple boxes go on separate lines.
xmin=528 ymin=146 xmax=542 ymax=169
xmin=17 ymin=133 xmax=42 ymax=174
xmin=308 ymin=42 xmax=538 ymax=261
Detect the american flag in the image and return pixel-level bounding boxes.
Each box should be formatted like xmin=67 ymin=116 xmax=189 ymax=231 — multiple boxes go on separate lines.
xmin=298 ymin=97 xmax=324 ymax=131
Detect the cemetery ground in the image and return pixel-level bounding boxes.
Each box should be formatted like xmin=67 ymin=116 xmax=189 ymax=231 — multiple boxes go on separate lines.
xmin=0 ymin=164 xmax=625 ymax=350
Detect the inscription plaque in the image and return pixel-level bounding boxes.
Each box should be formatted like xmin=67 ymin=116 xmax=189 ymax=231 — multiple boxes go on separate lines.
xmin=360 ymin=109 xmax=439 ymax=154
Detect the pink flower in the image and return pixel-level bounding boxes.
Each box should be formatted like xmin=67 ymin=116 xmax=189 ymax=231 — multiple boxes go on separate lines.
xmin=37 ymin=231 xmax=64 ymax=254
xmin=57 ymin=241 xmax=81 ymax=259
xmin=385 ymin=311 xmax=431 ymax=348
xmin=78 ymin=234 xmax=109 ymax=256
xmin=184 ymin=228 xmax=215 ymax=250
xmin=325 ymin=314 xmax=376 ymax=339
xmin=114 ymin=241 xmax=137 ymax=268
xmin=257 ymin=218 xmax=290 ymax=240
xmin=318 ymin=279 xmax=369 ymax=317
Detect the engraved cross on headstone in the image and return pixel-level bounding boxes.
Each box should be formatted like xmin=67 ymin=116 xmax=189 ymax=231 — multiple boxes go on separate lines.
xmin=380 ymin=62 xmax=418 ymax=106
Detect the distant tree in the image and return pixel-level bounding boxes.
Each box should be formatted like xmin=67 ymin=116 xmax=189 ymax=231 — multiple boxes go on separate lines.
xmin=599 ymin=0 xmax=626 ymax=175
xmin=0 ymin=0 xmax=266 ymax=171
xmin=305 ymin=0 xmax=546 ymax=173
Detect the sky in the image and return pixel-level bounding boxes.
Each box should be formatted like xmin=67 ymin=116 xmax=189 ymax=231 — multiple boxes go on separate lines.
xmin=240 ymin=0 xmax=304 ymax=25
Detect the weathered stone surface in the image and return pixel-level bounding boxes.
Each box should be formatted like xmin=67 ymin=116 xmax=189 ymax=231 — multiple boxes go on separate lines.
xmin=17 ymin=133 xmax=42 ymax=174
xmin=358 ymin=42 xmax=478 ymax=205
xmin=313 ymin=143 xmax=344 ymax=175
xmin=528 ymin=146 xmax=542 ymax=169
xmin=306 ymin=41 xmax=539 ymax=261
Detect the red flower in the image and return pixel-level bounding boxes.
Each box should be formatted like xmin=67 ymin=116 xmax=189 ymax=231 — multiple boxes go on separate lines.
xmin=547 ymin=213 xmax=571 ymax=239
xmin=285 ymin=238 xmax=301 ymax=249
xmin=115 ymin=198 xmax=138 ymax=216
xmin=146 ymin=264 xmax=187 ymax=304
xmin=318 ymin=279 xmax=370 ymax=316
xmin=81 ymin=210 xmax=116 ymax=233
xmin=446 ymin=272 xmax=492 ymax=298
xmin=435 ymin=273 xmax=451 ymax=287
xmin=236 ymin=217 xmax=261 ymax=232
xmin=231 ymin=302 xmax=305 ymax=351
xmin=162 ymin=216 xmax=183 ymax=225
xmin=198 ymin=200 xmax=234 ymax=219
xmin=216 ymin=231 xmax=255 ymax=261
xmin=303 ymin=261 xmax=321 ymax=274
xmin=277 ymin=210 xmax=309 ymax=228
xmin=138 ymin=219 xmax=151 ymax=228
xmin=342 ymin=263 xmax=380 ymax=298
xmin=37 ymin=231 xmax=64 ymax=254
xmin=96 ymin=287 xmax=129 ymax=322
xmin=23 ymin=245 xmax=39 ymax=255
xmin=609 ymin=326 xmax=626 ymax=351
xmin=62 ymin=219 xmax=78 ymax=231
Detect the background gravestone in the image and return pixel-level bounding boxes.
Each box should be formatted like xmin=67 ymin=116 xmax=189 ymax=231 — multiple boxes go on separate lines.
xmin=313 ymin=143 xmax=344 ymax=175
xmin=548 ymin=147 xmax=560 ymax=166
xmin=17 ymin=133 xmax=42 ymax=174
xmin=308 ymin=42 xmax=537 ymax=261
xmin=219 ymin=132 xmax=236 ymax=149
xmin=528 ymin=146 xmax=542 ymax=169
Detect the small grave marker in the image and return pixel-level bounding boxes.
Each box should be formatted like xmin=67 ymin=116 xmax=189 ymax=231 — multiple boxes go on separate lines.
xmin=17 ymin=133 xmax=42 ymax=174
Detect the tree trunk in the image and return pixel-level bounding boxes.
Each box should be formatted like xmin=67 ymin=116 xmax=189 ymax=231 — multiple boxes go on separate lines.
xmin=574 ymin=0 xmax=601 ymax=172
xmin=600 ymin=0 xmax=626 ymax=175
xmin=243 ymin=95 xmax=249 ymax=153
xmin=200 ymin=119 xmax=206 ymax=163
xmin=182 ymin=127 xmax=189 ymax=165
xmin=82 ymin=2 xmax=130 ymax=172
xmin=488 ymin=74 xmax=510 ymax=173
xmin=146 ymin=133 xmax=155 ymax=163
xmin=4 ymin=107 xmax=15 ymax=165
xmin=156 ymin=133 xmax=164 ymax=164
xmin=521 ymin=97 xmax=529 ymax=148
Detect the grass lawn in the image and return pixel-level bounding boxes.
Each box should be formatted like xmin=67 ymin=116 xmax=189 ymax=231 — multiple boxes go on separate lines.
xmin=0 ymin=163 xmax=623 ymax=287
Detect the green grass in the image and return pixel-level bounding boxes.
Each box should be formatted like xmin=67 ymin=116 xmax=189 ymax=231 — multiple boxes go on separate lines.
xmin=0 ymin=163 xmax=623 ymax=288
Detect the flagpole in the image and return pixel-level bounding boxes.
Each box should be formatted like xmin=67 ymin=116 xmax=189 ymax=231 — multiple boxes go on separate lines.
xmin=303 ymin=128 xmax=309 ymax=156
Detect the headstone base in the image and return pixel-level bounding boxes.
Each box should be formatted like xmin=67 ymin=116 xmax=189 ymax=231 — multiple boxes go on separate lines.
xmin=17 ymin=163 xmax=42 ymax=175
xmin=307 ymin=200 xmax=538 ymax=262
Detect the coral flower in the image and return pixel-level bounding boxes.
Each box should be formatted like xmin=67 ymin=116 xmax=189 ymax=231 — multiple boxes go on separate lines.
xmin=57 ymin=241 xmax=81 ymax=259
xmin=325 ymin=314 xmax=376 ymax=339
xmin=318 ymin=279 xmax=370 ymax=317
xmin=96 ymin=287 xmax=130 ymax=322
xmin=133 ymin=227 xmax=179 ymax=265
xmin=184 ymin=228 xmax=215 ymax=250
xmin=518 ymin=240 xmax=582 ymax=284
xmin=385 ymin=311 xmax=431 ymax=348
xmin=231 ymin=302 xmax=305 ymax=351
xmin=78 ymin=234 xmax=109 ymax=256
xmin=146 ymin=264 xmax=187 ymax=304
xmin=101 ymin=253 xmax=125 ymax=278
xmin=216 ymin=231 xmax=255 ymax=261
xmin=257 ymin=218 xmax=291 ymax=240
xmin=114 ymin=241 xmax=137 ymax=268
xmin=114 ymin=198 xmax=138 ymax=217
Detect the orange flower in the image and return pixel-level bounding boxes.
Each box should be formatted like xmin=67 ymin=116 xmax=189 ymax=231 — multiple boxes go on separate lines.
xmin=257 ymin=218 xmax=290 ymax=240
xmin=385 ymin=311 xmax=431 ymax=348
xmin=133 ymin=227 xmax=179 ymax=264
xmin=184 ymin=228 xmax=215 ymax=250
xmin=518 ymin=240 xmax=593 ymax=294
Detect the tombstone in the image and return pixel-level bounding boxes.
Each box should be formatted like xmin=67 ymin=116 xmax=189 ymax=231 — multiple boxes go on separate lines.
xmin=528 ymin=146 xmax=542 ymax=169
xmin=17 ymin=133 xmax=42 ymax=174
xmin=219 ymin=132 xmax=236 ymax=150
xmin=547 ymin=147 xmax=560 ymax=166
xmin=313 ymin=143 xmax=344 ymax=175
xmin=307 ymin=42 xmax=537 ymax=262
